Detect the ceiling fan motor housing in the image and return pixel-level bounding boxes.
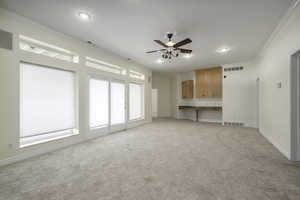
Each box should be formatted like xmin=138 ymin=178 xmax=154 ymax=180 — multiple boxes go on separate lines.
xmin=167 ymin=33 xmax=173 ymax=41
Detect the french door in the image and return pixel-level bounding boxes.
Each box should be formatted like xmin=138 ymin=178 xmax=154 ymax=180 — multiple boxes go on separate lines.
xmin=89 ymin=77 xmax=127 ymax=135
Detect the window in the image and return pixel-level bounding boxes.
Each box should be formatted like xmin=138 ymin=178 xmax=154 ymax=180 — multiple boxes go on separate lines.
xmin=129 ymin=70 xmax=145 ymax=80
xmin=86 ymin=56 xmax=127 ymax=75
xmin=20 ymin=62 xmax=77 ymax=147
xmin=19 ymin=35 xmax=79 ymax=63
xmin=110 ymin=82 xmax=126 ymax=125
xmin=129 ymin=83 xmax=144 ymax=121
xmin=89 ymin=79 xmax=109 ymax=129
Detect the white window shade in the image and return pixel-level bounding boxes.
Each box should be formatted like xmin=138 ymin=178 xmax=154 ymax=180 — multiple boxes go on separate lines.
xmin=111 ymin=82 xmax=125 ymax=125
xmin=89 ymin=79 xmax=109 ymax=129
xmin=129 ymin=83 xmax=144 ymax=120
xmin=20 ymin=62 xmax=76 ymax=138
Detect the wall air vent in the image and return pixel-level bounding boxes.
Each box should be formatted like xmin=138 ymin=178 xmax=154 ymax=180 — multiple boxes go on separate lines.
xmin=0 ymin=29 xmax=13 ymax=50
xmin=224 ymin=122 xmax=244 ymax=127
xmin=224 ymin=66 xmax=244 ymax=72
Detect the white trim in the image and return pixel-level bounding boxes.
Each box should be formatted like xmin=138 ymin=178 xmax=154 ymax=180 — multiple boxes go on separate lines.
xmin=290 ymin=50 xmax=300 ymax=161
xmin=20 ymin=131 xmax=79 ymax=148
xmin=198 ymin=119 xmax=223 ymax=124
xmin=259 ymin=130 xmax=290 ymax=159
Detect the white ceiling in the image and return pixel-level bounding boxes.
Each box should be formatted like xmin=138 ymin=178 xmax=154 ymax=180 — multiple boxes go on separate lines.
xmin=0 ymin=0 xmax=292 ymax=72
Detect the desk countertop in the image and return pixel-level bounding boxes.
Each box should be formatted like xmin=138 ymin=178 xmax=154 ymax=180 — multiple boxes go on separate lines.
xmin=178 ymin=105 xmax=222 ymax=109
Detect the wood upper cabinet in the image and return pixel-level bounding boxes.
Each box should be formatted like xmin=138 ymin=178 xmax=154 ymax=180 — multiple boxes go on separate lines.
xmin=195 ymin=67 xmax=222 ymax=98
xmin=182 ymin=80 xmax=194 ymax=99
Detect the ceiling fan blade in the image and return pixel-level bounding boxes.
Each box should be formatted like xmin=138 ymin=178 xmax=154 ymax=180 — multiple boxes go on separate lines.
xmin=146 ymin=49 xmax=166 ymax=53
xmin=173 ymin=38 xmax=192 ymax=48
xmin=154 ymin=40 xmax=168 ymax=48
xmin=178 ymin=48 xmax=192 ymax=54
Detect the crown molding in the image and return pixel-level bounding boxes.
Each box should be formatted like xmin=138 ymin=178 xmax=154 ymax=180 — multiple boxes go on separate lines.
xmin=257 ymin=0 xmax=300 ymax=57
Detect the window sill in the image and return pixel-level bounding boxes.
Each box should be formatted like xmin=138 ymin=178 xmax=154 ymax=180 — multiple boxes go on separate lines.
xmin=90 ymin=125 xmax=108 ymax=131
xmin=20 ymin=129 xmax=79 ymax=148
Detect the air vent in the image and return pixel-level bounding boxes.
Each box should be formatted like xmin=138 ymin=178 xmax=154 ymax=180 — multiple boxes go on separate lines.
xmin=0 ymin=29 xmax=13 ymax=50
xmin=224 ymin=122 xmax=244 ymax=127
xmin=224 ymin=66 xmax=244 ymax=72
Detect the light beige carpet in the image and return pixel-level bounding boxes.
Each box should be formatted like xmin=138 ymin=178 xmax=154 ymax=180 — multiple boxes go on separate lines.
xmin=0 ymin=118 xmax=300 ymax=200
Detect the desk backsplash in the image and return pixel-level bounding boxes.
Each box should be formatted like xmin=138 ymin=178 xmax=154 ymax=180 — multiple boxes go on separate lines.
xmin=178 ymin=99 xmax=222 ymax=107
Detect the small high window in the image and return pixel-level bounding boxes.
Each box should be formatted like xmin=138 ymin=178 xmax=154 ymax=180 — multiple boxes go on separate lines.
xmin=85 ymin=56 xmax=127 ymax=75
xmin=19 ymin=35 xmax=79 ymax=63
xmin=129 ymin=70 xmax=145 ymax=80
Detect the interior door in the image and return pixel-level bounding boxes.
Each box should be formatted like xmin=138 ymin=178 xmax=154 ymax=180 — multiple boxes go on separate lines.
xmin=110 ymin=81 xmax=126 ymax=132
xmin=152 ymin=89 xmax=158 ymax=117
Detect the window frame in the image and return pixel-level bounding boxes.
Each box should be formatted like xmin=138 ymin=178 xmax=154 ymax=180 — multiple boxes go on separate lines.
xmin=85 ymin=56 xmax=127 ymax=75
xmin=19 ymin=61 xmax=79 ymax=148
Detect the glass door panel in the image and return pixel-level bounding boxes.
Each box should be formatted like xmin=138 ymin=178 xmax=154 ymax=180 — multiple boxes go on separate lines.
xmin=89 ymin=79 xmax=109 ymax=129
xmin=110 ymin=81 xmax=126 ymax=131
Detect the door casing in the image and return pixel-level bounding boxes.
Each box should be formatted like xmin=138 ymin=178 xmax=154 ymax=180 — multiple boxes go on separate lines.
xmin=290 ymin=50 xmax=300 ymax=161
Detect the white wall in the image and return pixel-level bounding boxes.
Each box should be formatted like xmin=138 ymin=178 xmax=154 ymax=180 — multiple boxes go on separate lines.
xmin=253 ymin=3 xmax=300 ymax=159
xmin=0 ymin=9 xmax=152 ymax=165
xmin=152 ymin=73 xmax=172 ymax=117
xmin=223 ymin=62 xmax=257 ymax=128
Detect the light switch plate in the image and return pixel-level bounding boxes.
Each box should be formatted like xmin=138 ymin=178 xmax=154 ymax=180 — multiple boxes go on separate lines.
xmin=277 ymin=82 xmax=282 ymax=88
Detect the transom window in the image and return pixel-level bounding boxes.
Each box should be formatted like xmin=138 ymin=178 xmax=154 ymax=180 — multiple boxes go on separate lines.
xmin=19 ymin=35 xmax=79 ymax=63
xmin=86 ymin=56 xmax=127 ymax=75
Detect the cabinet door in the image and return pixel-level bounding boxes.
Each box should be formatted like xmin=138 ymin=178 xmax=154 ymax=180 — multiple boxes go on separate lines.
xmin=182 ymin=80 xmax=194 ymax=99
xmin=182 ymin=81 xmax=186 ymax=98
xmin=210 ymin=67 xmax=222 ymax=98
xmin=196 ymin=70 xmax=206 ymax=98
xmin=196 ymin=67 xmax=222 ymax=98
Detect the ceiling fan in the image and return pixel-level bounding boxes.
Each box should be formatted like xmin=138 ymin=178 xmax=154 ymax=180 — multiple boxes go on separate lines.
xmin=146 ymin=33 xmax=192 ymax=60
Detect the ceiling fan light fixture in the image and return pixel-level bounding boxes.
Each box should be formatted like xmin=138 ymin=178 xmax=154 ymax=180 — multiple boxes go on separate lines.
xmin=156 ymin=59 xmax=164 ymax=64
xmin=166 ymin=41 xmax=176 ymax=47
xmin=183 ymin=53 xmax=192 ymax=58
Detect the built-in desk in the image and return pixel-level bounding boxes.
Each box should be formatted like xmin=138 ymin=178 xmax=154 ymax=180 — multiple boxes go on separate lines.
xmin=178 ymin=105 xmax=222 ymax=122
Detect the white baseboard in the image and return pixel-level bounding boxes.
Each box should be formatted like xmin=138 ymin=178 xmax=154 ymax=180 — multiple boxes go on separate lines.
xmin=198 ymin=119 xmax=223 ymax=124
xmin=0 ymin=120 xmax=150 ymax=167
xmin=259 ymin=130 xmax=290 ymax=160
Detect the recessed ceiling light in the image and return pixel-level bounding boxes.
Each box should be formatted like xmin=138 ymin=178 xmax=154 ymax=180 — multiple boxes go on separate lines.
xmin=183 ymin=54 xmax=192 ymax=59
xmin=156 ymin=59 xmax=163 ymax=63
xmin=78 ymin=12 xmax=91 ymax=21
xmin=216 ymin=47 xmax=231 ymax=53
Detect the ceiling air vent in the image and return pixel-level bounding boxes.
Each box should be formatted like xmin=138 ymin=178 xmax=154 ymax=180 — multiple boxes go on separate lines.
xmin=224 ymin=66 xmax=244 ymax=72
xmin=0 ymin=29 xmax=13 ymax=50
